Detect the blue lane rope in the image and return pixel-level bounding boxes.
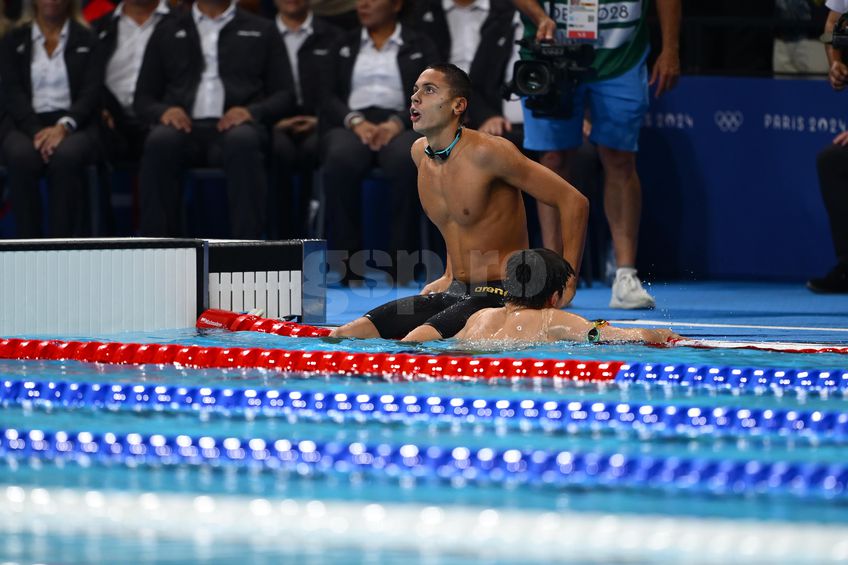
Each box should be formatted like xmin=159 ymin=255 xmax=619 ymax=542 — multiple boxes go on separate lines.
xmin=4 ymin=378 xmax=848 ymax=442
xmin=614 ymin=364 xmax=848 ymax=392
xmin=2 ymin=426 xmax=847 ymax=501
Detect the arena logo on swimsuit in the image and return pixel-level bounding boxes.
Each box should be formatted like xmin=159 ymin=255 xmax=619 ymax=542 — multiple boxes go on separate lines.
xmin=475 ymin=286 xmax=508 ymax=296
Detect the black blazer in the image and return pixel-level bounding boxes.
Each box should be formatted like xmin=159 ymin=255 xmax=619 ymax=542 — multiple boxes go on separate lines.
xmin=0 ymin=70 xmax=10 ymax=148
xmin=407 ymin=0 xmax=515 ymax=128
xmin=133 ymin=7 xmax=293 ymax=126
xmin=92 ymin=6 xmax=172 ymax=126
xmin=321 ymin=25 xmax=439 ymax=131
xmin=0 ymin=20 xmax=105 ymax=137
xmin=282 ymin=16 xmax=341 ymax=117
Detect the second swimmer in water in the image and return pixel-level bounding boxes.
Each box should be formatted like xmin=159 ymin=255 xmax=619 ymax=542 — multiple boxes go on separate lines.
xmin=455 ymin=248 xmax=680 ymax=344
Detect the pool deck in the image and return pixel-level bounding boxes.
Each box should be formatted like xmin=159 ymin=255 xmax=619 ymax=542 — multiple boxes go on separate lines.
xmin=325 ymin=281 xmax=848 ymax=345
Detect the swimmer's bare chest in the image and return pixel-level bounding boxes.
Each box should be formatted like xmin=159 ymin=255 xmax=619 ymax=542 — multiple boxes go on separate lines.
xmin=418 ymin=156 xmax=524 ymax=230
xmin=417 ymin=150 xmax=528 ymax=280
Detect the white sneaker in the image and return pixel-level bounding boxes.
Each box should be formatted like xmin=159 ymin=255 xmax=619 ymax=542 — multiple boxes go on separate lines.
xmin=609 ymin=269 xmax=656 ymax=309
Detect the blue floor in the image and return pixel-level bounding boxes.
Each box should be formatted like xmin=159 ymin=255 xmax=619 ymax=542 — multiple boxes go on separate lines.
xmin=325 ymin=280 xmax=848 ymax=345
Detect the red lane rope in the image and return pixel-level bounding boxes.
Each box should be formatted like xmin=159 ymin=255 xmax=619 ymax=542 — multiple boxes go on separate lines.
xmin=0 ymin=337 xmax=621 ymax=381
xmin=196 ymin=309 xmax=332 ymax=337
xmin=197 ymin=309 xmax=848 ymax=355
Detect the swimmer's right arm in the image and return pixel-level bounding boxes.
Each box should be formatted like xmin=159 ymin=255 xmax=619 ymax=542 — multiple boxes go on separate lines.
xmin=411 ymin=137 xmax=427 ymax=168
xmin=412 ymin=137 xmax=453 ymax=295
xmin=420 ymin=260 xmax=452 ymax=295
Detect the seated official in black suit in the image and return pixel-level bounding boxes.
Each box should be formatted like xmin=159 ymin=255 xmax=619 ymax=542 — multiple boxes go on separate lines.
xmin=408 ymin=0 xmax=517 ymax=139
xmin=321 ymin=0 xmax=437 ymax=284
xmin=133 ymin=0 xmax=292 ymax=239
xmin=93 ymin=0 xmax=170 ymax=162
xmin=273 ymin=0 xmax=339 ymax=238
xmin=0 ymin=8 xmax=11 ymax=151
xmin=0 ymin=0 xmax=104 ymax=238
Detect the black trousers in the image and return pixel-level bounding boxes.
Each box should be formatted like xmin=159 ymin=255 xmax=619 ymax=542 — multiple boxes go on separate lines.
xmin=99 ymin=116 xmax=148 ymax=164
xmin=1 ymin=111 xmax=94 ymax=238
xmin=817 ymin=143 xmax=848 ymax=263
xmin=321 ymin=110 xmax=421 ymax=269
xmin=138 ymin=120 xmax=268 ymax=239
xmin=272 ymin=127 xmax=318 ymax=239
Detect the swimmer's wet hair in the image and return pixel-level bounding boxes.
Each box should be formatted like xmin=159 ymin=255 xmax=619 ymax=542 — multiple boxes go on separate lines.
xmin=426 ymin=63 xmax=472 ymax=119
xmin=504 ymin=248 xmax=575 ymax=309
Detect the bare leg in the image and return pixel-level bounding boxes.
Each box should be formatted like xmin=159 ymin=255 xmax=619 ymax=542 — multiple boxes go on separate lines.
xmin=597 ymin=146 xmax=640 ymax=268
xmin=536 ymin=149 xmax=575 ymax=255
xmin=401 ymin=324 xmax=443 ymax=342
xmin=330 ymin=317 xmax=380 ymax=338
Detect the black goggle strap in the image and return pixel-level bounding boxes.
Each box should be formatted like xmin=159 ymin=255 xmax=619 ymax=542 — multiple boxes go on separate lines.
xmin=424 ymin=128 xmax=463 ymax=160
xmin=587 ymin=319 xmax=609 ymax=343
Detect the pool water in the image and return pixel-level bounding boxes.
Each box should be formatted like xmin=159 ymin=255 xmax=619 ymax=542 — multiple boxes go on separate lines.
xmin=2 ymin=328 xmax=848 ymax=563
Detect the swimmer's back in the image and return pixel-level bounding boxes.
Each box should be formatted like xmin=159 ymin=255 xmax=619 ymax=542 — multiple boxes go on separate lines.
xmin=456 ymin=307 xmax=552 ymax=342
xmin=457 ymin=308 xmax=594 ymax=343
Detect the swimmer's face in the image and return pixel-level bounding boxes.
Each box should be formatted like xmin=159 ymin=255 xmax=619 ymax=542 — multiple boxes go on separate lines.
xmin=410 ymin=69 xmax=466 ymax=134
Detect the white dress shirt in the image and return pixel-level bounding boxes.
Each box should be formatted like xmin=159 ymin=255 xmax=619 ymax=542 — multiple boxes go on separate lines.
xmin=826 ymin=0 xmax=848 ymax=12
xmin=31 ymin=20 xmax=72 ymax=115
xmin=276 ymin=12 xmax=313 ymax=106
xmin=191 ymin=1 xmax=236 ymax=119
xmin=348 ymin=24 xmax=406 ymax=112
xmin=502 ymin=12 xmax=522 ymax=123
xmin=105 ymin=0 xmax=170 ymax=113
xmin=443 ymin=0 xmax=489 ymax=74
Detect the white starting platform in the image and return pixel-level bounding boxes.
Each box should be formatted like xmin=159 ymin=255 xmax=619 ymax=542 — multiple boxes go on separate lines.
xmin=0 ymin=238 xmax=326 ymax=335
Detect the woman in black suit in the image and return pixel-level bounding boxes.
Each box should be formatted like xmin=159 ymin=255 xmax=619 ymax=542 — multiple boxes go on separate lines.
xmin=321 ymin=0 xmax=437 ymax=284
xmin=0 ymin=0 xmax=103 ymax=238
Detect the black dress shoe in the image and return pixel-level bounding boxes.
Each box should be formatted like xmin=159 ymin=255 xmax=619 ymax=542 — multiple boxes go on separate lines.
xmin=807 ymin=262 xmax=848 ymax=294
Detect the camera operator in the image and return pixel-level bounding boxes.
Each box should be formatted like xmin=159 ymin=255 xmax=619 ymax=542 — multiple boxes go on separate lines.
xmin=807 ymin=0 xmax=848 ymax=293
xmin=510 ymin=0 xmax=680 ymax=309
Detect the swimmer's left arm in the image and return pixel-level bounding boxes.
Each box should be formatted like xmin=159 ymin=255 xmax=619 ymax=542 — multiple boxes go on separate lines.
xmin=548 ymin=311 xmax=662 ymax=343
xmin=480 ymin=139 xmax=589 ymax=305
xmin=421 ymin=261 xmax=452 ymax=295
xmin=550 ymin=311 xmax=679 ymax=344
xmin=414 ymin=136 xmax=454 ymax=295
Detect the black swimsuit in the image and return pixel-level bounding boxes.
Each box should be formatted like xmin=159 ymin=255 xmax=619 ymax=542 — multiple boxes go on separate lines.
xmin=364 ymin=280 xmax=508 ymax=339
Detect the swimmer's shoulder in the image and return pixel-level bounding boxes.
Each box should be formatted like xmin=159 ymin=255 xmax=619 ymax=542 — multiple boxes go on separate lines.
xmin=461 ymin=129 xmax=523 ymax=169
xmin=411 ymin=137 xmax=428 ymax=167
xmin=548 ymin=309 xmax=594 ymax=342
xmin=467 ymin=306 xmax=500 ymax=325
xmin=456 ymin=307 xmax=502 ymax=339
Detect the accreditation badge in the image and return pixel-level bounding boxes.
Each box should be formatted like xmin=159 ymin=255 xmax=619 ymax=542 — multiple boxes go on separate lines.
xmin=566 ymin=0 xmax=599 ymax=41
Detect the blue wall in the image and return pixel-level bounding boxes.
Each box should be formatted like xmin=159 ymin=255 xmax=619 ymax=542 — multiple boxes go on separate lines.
xmin=637 ymin=76 xmax=844 ymax=281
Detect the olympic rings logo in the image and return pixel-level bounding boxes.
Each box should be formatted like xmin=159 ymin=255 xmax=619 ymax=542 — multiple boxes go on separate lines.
xmin=714 ymin=111 xmax=744 ymax=133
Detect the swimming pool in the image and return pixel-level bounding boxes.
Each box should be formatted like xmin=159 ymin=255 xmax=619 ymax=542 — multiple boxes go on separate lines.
xmin=2 ymin=319 xmax=848 ymax=564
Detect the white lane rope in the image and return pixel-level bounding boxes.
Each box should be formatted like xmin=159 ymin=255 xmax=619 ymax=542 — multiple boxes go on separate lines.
xmin=2 ymin=485 xmax=848 ymax=563
xmin=611 ymin=320 xmax=848 ymax=333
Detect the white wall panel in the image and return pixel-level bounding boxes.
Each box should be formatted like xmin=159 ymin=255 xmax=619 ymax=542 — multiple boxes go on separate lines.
xmin=207 ymin=270 xmax=301 ymax=317
xmin=0 ymin=246 xmax=199 ymax=336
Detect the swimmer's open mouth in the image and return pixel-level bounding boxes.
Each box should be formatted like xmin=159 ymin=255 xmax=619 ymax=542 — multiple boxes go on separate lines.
xmin=410 ymin=108 xmax=421 ymax=122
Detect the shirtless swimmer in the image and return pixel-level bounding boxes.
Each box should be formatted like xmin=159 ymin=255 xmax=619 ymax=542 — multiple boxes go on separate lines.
xmin=331 ymin=63 xmax=589 ymax=342
xmin=456 ymin=248 xmax=680 ymax=344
